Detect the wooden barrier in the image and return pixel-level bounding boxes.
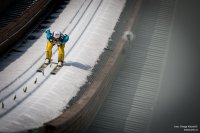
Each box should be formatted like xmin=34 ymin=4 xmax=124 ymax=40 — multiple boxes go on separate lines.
xmin=0 ymin=0 xmax=15 ymax=13
xmin=0 ymin=0 xmax=60 ymax=56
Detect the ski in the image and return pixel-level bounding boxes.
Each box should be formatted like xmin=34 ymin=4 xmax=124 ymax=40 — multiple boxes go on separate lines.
xmin=37 ymin=63 xmax=49 ymax=72
xmin=51 ymin=65 xmax=62 ymax=75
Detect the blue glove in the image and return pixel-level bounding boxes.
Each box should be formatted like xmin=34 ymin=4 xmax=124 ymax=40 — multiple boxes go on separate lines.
xmin=46 ymin=29 xmax=53 ymax=41
xmin=45 ymin=29 xmax=50 ymax=33
xmin=61 ymin=34 xmax=69 ymax=44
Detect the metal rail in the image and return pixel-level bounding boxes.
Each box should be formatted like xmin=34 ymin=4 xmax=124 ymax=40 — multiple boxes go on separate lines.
xmin=0 ymin=0 xmax=36 ymax=28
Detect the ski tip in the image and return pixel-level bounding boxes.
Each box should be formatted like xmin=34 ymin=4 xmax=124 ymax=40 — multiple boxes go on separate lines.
xmin=51 ymin=72 xmax=56 ymax=75
xmin=37 ymin=70 xmax=42 ymax=72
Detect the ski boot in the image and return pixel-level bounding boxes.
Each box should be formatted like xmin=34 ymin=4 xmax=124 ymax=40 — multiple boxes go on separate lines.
xmin=44 ymin=58 xmax=50 ymax=65
xmin=57 ymin=61 xmax=63 ymax=67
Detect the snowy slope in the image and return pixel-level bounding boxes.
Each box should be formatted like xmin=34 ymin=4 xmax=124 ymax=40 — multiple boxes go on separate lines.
xmin=0 ymin=0 xmax=126 ymax=132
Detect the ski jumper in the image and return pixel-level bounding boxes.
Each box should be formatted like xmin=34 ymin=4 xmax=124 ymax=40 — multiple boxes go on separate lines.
xmin=45 ymin=29 xmax=69 ymax=62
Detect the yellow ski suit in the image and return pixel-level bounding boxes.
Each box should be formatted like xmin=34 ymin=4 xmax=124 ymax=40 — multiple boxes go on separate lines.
xmin=45 ymin=29 xmax=69 ymax=62
xmin=46 ymin=41 xmax=65 ymax=62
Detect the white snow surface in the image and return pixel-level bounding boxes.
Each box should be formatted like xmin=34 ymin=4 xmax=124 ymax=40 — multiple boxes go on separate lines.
xmin=0 ymin=0 xmax=125 ymax=132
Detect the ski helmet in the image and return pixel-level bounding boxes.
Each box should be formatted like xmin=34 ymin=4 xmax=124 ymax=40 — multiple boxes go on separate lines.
xmin=53 ymin=31 xmax=61 ymax=39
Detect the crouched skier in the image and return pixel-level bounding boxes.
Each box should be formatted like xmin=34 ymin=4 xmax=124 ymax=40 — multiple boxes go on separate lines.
xmin=45 ymin=29 xmax=69 ymax=66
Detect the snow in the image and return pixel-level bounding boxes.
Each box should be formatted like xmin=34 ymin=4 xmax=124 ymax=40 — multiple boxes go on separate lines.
xmin=0 ymin=0 xmax=126 ymax=132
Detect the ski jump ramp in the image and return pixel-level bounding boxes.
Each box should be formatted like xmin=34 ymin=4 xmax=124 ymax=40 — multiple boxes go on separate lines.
xmin=0 ymin=0 xmax=142 ymax=132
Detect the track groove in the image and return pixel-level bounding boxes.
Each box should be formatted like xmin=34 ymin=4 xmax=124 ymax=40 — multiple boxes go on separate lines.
xmin=0 ymin=0 xmax=103 ymax=118
xmin=0 ymin=0 xmax=89 ymax=94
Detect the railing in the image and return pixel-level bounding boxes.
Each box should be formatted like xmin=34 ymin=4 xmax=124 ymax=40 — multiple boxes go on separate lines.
xmin=0 ymin=0 xmax=58 ymax=55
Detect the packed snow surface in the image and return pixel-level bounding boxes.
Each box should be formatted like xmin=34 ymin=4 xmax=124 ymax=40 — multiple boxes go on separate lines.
xmin=0 ymin=0 xmax=125 ymax=132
